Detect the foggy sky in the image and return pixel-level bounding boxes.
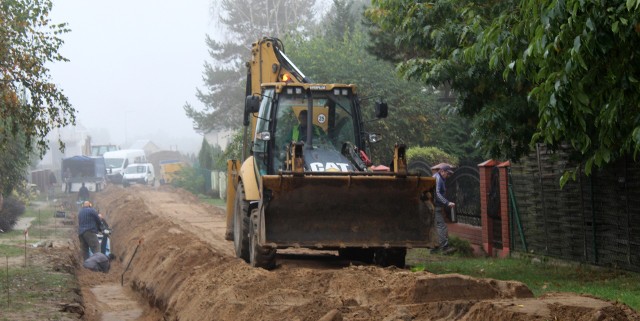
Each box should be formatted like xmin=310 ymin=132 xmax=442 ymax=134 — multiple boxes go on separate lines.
xmin=49 ymin=0 xmax=214 ymax=153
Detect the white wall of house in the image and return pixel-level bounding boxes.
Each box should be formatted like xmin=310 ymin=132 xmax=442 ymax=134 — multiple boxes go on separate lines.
xmin=204 ymin=129 xmax=233 ymax=150
xmin=37 ymin=124 xmax=90 ymax=173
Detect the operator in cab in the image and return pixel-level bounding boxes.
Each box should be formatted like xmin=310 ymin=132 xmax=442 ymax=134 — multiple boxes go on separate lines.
xmin=291 ymin=110 xmax=325 ymax=142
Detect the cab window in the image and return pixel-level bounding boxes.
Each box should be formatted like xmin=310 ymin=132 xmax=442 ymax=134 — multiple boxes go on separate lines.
xmin=253 ymin=89 xmax=274 ymax=175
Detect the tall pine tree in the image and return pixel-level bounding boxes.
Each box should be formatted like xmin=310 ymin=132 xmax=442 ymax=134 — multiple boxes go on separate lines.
xmin=198 ymin=138 xmax=213 ymax=170
xmin=184 ymin=0 xmax=318 ymax=132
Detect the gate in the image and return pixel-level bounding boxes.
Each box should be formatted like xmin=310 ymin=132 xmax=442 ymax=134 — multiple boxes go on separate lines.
xmin=486 ymin=166 xmax=502 ymax=248
xmin=445 ymin=166 xmax=481 ymax=226
xmin=408 ymin=161 xmax=481 ymax=226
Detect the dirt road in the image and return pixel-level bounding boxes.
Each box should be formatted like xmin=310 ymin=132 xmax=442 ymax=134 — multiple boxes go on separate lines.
xmin=81 ymin=184 xmax=638 ymax=321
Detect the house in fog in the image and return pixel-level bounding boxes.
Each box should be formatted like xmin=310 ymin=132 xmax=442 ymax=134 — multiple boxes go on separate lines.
xmin=203 ymin=129 xmax=233 ymax=149
xmin=128 ymin=139 xmax=161 ymax=156
xmin=38 ymin=124 xmax=91 ymax=172
xmin=33 ymin=124 xmax=91 ymax=193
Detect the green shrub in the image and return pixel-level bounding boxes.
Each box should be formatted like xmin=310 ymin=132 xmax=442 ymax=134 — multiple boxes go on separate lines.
xmin=406 ymin=146 xmax=459 ymax=166
xmin=211 ymin=144 xmax=227 ymax=171
xmin=224 ymin=130 xmax=243 ymax=161
xmin=449 ymin=236 xmax=474 ymax=257
xmin=172 ymin=166 xmax=205 ymax=195
xmin=0 ymin=196 xmax=25 ymax=232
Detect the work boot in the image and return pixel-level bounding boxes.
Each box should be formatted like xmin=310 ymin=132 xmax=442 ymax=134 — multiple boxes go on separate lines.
xmin=442 ymin=246 xmax=457 ymax=255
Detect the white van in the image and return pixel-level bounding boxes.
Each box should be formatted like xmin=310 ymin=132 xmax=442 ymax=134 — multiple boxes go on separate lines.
xmin=103 ymin=149 xmax=146 ymax=183
xmin=122 ymin=163 xmax=155 ymax=186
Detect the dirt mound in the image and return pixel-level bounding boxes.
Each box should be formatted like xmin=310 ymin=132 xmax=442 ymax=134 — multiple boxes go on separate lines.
xmin=91 ymin=185 xmax=639 ymax=321
xmin=155 ymin=184 xmax=205 ymax=204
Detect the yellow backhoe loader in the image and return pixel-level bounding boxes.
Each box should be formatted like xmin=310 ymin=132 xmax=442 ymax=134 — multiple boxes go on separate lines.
xmin=225 ymin=37 xmax=438 ymax=269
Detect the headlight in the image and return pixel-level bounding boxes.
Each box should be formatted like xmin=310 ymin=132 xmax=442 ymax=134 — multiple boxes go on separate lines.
xmin=256 ymin=131 xmax=271 ymax=141
xmin=368 ymin=133 xmax=383 ymax=143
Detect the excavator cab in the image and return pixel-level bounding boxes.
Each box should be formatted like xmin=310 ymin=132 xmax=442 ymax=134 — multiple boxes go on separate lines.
xmin=252 ymin=84 xmax=363 ymax=175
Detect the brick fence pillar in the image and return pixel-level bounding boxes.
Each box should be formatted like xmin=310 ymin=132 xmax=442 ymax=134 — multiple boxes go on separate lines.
xmin=478 ymin=159 xmax=498 ymax=256
xmin=498 ymin=161 xmax=511 ymax=257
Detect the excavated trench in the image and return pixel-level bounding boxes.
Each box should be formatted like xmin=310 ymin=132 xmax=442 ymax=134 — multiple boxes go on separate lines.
xmin=75 ymin=185 xmax=639 ymax=321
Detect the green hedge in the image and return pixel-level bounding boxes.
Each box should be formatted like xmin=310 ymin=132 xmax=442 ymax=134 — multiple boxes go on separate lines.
xmin=406 ymin=146 xmax=458 ymax=167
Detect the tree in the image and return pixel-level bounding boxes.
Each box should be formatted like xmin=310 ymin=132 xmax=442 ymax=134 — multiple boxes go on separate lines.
xmin=284 ymin=30 xmax=428 ymax=163
xmin=0 ymin=0 xmax=74 ymax=196
xmin=366 ymin=0 xmax=535 ymax=162
xmin=210 ymin=143 xmax=226 ymax=171
xmin=223 ymin=129 xmax=243 ymax=162
xmin=172 ymin=166 xmax=205 ymax=196
xmin=469 ymin=0 xmax=640 ymax=181
xmin=184 ymin=0 xmax=318 ymax=132
xmin=1 ymin=0 xmax=75 ymax=156
xmin=198 ymin=138 xmax=213 ymax=170
xmin=287 ymin=5 xmax=479 ymax=164
xmin=324 ymin=0 xmax=362 ymax=41
xmin=367 ymin=0 xmax=640 ymax=183
xmin=0 ymin=131 xmax=32 ymax=195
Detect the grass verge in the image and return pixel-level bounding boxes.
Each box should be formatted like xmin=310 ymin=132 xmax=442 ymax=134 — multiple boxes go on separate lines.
xmin=0 ymin=244 xmax=22 ymax=257
xmin=0 ymin=265 xmax=78 ymax=320
xmin=0 ymin=196 xmax=79 ymax=320
xmin=407 ymin=248 xmax=640 ymax=311
xmin=198 ymin=195 xmax=226 ymax=207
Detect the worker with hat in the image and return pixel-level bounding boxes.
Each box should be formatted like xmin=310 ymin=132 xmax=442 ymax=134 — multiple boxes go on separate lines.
xmin=77 ymin=201 xmax=102 ymax=259
xmin=432 ymin=164 xmax=456 ymax=255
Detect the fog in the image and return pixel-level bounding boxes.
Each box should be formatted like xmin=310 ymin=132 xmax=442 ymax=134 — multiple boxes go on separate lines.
xmin=49 ymin=0 xmax=214 ymax=154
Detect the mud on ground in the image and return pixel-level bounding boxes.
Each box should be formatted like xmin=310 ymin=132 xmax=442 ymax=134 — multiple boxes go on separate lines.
xmin=63 ymin=185 xmax=640 ymax=320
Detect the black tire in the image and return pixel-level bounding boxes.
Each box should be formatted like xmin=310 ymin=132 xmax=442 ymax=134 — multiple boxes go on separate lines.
xmin=338 ymin=248 xmax=374 ymax=264
xmin=374 ymin=248 xmax=407 ymax=268
xmin=249 ymin=208 xmax=276 ymax=269
xmin=233 ymin=183 xmax=250 ymax=262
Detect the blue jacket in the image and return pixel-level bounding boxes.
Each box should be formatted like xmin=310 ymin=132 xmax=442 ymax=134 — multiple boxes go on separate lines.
xmin=78 ymin=207 xmax=101 ymax=235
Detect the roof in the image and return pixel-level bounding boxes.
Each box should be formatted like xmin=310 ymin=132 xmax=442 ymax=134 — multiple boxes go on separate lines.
xmin=129 ymin=140 xmax=161 ymax=152
xmin=62 ymin=155 xmax=103 ymax=164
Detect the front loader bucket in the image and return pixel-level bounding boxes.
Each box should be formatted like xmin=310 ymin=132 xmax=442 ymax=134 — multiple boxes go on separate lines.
xmin=261 ymin=173 xmax=438 ymax=249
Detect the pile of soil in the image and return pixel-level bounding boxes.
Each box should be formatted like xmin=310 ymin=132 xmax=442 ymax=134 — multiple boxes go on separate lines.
xmin=80 ymin=184 xmax=640 ymax=321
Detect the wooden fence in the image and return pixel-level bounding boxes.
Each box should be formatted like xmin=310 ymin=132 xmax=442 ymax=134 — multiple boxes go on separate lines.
xmin=509 ymin=145 xmax=640 ymax=271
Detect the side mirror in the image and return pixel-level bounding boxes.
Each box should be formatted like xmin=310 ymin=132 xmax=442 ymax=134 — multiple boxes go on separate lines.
xmin=375 ymin=101 xmax=388 ymax=119
xmin=244 ymin=95 xmax=261 ymax=126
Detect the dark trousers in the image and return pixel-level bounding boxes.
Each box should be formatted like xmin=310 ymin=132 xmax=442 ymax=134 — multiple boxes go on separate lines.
xmin=79 ymin=230 xmax=100 ymax=260
xmin=434 ymin=206 xmax=449 ymax=249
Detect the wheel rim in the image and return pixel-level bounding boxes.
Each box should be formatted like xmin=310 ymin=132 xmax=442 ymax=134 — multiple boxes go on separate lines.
xmin=249 ymin=225 xmax=257 ymax=267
